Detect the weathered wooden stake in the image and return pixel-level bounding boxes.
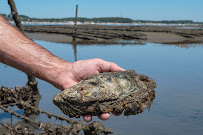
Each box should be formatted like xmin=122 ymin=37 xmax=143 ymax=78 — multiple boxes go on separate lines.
xmin=73 ymin=4 xmax=78 ymax=41
xmin=121 ymin=11 xmax=123 ymax=27
xmin=7 ymin=0 xmax=38 ymax=90
xmin=8 ymin=0 xmax=23 ymax=31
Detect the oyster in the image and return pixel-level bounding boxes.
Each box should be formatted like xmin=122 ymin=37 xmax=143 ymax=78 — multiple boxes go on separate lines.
xmin=53 ymin=70 xmax=156 ymax=117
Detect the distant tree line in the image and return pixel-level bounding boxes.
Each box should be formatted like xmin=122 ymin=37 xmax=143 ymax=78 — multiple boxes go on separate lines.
xmin=1 ymin=13 xmax=202 ymax=24
xmin=27 ymin=17 xmax=134 ymax=23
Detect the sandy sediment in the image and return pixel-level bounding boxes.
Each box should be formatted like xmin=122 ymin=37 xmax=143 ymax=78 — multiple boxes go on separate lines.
xmin=23 ymin=25 xmax=203 ymax=44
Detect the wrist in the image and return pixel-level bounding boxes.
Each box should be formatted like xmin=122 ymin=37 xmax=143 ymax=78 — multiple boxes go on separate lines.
xmin=47 ymin=61 xmax=77 ymax=90
xmin=44 ymin=60 xmax=72 ymax=90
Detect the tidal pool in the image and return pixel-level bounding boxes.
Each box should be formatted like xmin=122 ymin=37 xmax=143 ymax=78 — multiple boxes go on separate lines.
xmin=0 ymin=41 xmax=203 ymax=135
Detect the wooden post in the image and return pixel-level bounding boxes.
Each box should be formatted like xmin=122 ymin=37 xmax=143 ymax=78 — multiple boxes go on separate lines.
xmin=121 ymin=11 xmax=123 ymax=27
xmin=73 ymin=4 xmax=78 ymax=41
xmin=8 ymin=0 xmax=23 ymax=31
xmin=8 ymin=0 xmax=38 ymax=90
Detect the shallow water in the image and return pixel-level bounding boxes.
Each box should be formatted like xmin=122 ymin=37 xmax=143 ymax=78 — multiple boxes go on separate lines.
xmin=0 ymin=41 xmax=203 ymax=135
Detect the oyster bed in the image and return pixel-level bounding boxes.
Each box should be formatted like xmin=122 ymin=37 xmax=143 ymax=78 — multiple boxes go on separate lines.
xmin=0 ymin=86 xmax=113 ymax=135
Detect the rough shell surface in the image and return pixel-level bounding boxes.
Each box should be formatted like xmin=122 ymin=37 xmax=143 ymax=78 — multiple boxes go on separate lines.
xmin=53 ymin=70 xmax=156 ymax=117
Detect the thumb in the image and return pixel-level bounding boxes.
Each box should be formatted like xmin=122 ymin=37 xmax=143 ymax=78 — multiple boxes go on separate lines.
xmin=97 ymin=59 xmax=125 ymax=72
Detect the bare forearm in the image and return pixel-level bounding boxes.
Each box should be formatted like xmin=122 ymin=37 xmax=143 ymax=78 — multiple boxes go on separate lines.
xmin=0 ymin=16 xmax=70 ymax=87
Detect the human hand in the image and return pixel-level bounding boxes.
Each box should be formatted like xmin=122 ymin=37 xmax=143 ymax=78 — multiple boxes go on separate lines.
xmin=54 ymin=58 xmax=125 ymax=122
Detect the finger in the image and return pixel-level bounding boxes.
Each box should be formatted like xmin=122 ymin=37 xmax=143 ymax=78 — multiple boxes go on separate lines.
xmin=110 ymin=63 xmax=125 ymax=72
xmin=83 ymin=114 xmax=92 ymax=122
xmin=97 ymin=59 xmax=125 ymax=72
xmin=98 ymin=113 xmax=110 ymax=120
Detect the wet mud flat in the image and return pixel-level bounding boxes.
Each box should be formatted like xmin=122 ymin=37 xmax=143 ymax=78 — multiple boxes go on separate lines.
xmin=23 ymin=25 xmax=203 ymax=44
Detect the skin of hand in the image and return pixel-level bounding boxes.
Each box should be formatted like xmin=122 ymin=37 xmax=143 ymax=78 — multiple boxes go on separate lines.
xmin=53 ymin=58 xmax=125 ymax=122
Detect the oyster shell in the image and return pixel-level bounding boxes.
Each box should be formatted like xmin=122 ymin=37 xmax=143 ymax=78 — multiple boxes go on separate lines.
xmin=53 ymin=70 xmax=156 ymax=117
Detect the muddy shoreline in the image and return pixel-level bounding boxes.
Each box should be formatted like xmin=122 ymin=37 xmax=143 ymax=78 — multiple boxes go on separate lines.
xmin=23 ymin=25 xmax=203 ymax=44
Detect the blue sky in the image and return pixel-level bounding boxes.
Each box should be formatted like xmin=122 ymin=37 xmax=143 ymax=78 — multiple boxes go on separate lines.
xmin=0 ymin=0 xmax=203 ymax=22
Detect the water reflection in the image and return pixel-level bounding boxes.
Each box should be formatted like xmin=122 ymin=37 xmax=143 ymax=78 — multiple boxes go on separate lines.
xmin=72 ymin=42 xmax=77 ymax=61
xmin=1 ymin=40 xmax=203 ymax=134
